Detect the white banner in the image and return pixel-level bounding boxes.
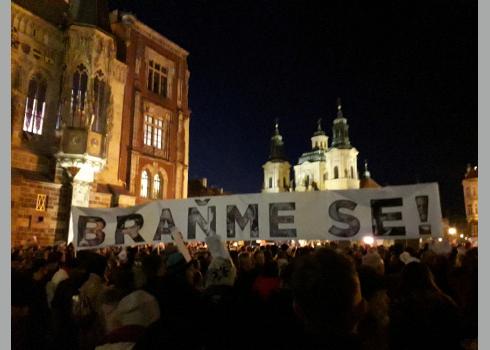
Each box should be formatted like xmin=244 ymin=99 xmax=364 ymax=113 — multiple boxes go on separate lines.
xmin=71 ymin=183 xmax=442 ymax=250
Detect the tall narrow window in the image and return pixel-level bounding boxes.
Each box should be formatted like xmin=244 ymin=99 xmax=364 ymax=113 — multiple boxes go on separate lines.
xmin=92 ymin=71 xmax=106 ymax=133
xmin=269 ymin=177 xmax=272 ymax=188
xmin=153 ymin=174 xmax=162 ymax=199
xmin=283 ymin=177 xmax=287 ymax=188
xmin=351 ymin=166 xmax=354 ymax=179
xmin=23 ymin=75 xmax=47 ymax=135
xmin=334 ymin=166 xmax=339 ymax=179
xmin=144 ymin=115 xmax=153 ymax=146
xmin=153 ymin=119 xmax=163 ymax=149
xmin=147 ymin=60 xmax=168 ymax=97
xmin=143 ymin=115 xmax=165 ymax=149
xmin=140 ymin=170 xmax=149 ymax=198
xmin=71 ymin=64 xmax=88 ymax=127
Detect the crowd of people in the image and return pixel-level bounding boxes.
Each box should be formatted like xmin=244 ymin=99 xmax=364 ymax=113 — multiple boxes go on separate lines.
xmin=11 ymin=237 xmax=477 ymax=350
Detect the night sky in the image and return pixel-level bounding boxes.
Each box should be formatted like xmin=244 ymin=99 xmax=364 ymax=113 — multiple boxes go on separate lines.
xmin=109 ymin=0 xmax=477 ymax=219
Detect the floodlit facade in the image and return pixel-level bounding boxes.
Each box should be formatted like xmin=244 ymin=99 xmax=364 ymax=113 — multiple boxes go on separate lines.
xmin=262 ymin=100 xmax=377 ymax=193
xmin=11 ymin=0 xmax=190 ymax=245
xmin=462 ymin=164 xmax=478 ymax=237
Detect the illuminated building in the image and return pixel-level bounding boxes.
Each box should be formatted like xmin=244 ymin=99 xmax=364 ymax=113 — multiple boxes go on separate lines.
xmin=11 ymin=0 xmax=190 ymax=245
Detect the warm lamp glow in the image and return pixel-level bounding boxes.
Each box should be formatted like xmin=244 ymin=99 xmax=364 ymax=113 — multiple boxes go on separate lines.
xmin=363 ymin=236 xmax=374 ymax=245
xmin=448 ymin=227 xmax=457 ymax=235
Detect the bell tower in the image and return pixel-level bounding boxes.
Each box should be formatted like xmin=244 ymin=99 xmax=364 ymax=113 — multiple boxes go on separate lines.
xmin=262 ymin=120 xmax=291 ymax=193
xmin=325 ymin=99 xmax=360 ymax=190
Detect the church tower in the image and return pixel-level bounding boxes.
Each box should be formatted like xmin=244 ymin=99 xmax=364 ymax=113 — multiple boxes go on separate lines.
xmin=294 ymin=118 xmax=329 ymax=192
xmin=262 ymin=120 xmax=291 ymax=193
xmin=324 ymin=99 xmax=360 ymax=190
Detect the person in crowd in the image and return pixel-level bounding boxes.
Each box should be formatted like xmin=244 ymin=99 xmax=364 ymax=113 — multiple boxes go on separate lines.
xmin=75 ymin=252 xmax=108 ymax=350
xmin=357 ymin=265 xmax=390 ymax=350
xmin=202 ymin=257 xmax=238 ymax=349
xmin=252 ymin=251 xmax=281 ymax=302
xmin=97 ymin=288 xmax=160 ymax=350
xmin=389 ymin=261 xmax=463 ymax=350
xmin=291 ymin=248 xmax=366 ymax=349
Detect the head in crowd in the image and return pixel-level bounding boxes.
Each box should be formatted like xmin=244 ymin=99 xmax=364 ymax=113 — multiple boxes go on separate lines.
xmin=291 ymin=248 xmax=365 ymax=335
xmin=362 ymin=249 xmax=385 ymax=275
xmin=86 ymin=252 xmax=108 ymax=278
xmin=357 ymin=265 xmax=389 ymax=326
xmin=253 ymin=250 xmax=265 ymax=267
xmin=237 ymin=252 xmax=254 ymax=272
xmin=104 ymin=290 xmax=160 ymax=334
xmin=205 ymin=257 xmax=237 ymax=288
xmin=31 ymin=258 xmax=48 ymax=281
xmin=400 ymin=261 xmax=440 ymax=294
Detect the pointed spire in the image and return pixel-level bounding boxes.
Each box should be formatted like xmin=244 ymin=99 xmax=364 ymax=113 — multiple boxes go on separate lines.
xmin=363 ymin=159 xmax=371 ymax=178
xmin=269 ymin=119 xmax=288 ymax=162
xmin=336 ymin=97 xmax=344 ymax=119
xmin=313 ymin=117 xmax=326 ymax=136
xmin=331 ymin=97 xmax=352 ymax=149
xmin=274 ymin=117 xmax=280 ymax=135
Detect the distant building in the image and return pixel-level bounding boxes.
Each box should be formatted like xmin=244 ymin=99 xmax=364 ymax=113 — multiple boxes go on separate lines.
xmin=11 ymin=0 xmax=190 ymax=245
xmin=462 ymin=164 xmax=478 ymax=237
xmin=188 ymin=178 xmax=230 ymax=197
xmin=262 ymin=99 xmax=380 ymax=193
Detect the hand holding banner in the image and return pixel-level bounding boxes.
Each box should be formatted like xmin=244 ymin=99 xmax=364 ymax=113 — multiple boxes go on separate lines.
xmin=170 ymin=226 xmax=192 ymax=262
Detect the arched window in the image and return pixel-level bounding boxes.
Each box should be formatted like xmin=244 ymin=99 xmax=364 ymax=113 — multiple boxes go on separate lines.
xmin=153 ymin=174 xmax=162 ymax=199
xmin=92 ymin=71 xmax=106 ymax=133
xmin=71 ymin=64 xmax=88 ymax=127
xmin=23 ymin=74 xmax=47 ymax=135
xmin=351 ymin=166 xmax=354 ymax=179
xmin=140 ymin=170 xmax=150 ymax=198
xmin=334 ymin=166 xmax=339 ymax=179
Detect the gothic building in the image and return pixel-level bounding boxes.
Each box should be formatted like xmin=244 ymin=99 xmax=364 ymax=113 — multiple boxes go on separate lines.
xmin=11 ymin=0 xmax=190 ymax=245
xmin=262 ymin=99 xmax=379 ymax=193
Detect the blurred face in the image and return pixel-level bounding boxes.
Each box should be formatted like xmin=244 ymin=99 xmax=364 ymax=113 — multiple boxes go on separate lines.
xmin=122 ymin=220 xmax=140 ymax=239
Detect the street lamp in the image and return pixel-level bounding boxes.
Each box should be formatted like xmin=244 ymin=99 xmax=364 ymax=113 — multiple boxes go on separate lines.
xmin=448 ymin=227 xmax=457 ymax=235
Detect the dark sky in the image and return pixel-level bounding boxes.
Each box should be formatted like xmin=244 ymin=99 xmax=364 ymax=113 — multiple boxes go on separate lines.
xmin=109 ymin=0 xmax=477 ymax=219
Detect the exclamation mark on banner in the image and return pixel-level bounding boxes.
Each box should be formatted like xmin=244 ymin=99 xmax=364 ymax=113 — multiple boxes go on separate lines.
xmin=415 ymin=195 xmax=431 ymax=235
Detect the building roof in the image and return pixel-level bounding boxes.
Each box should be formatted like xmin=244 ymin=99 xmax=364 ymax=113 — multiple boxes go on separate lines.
xmin=298 ymin=149 xmax=327 ymax=164
xmin=13 ymin=0 xmax=69 ymax=27
xmin=360 ymin=177 xmax=381 ymax=189
xmin=69 ymin=0 xmax=111 ymax=33
xmin=360 ymin=160 xmax=381 ymax=188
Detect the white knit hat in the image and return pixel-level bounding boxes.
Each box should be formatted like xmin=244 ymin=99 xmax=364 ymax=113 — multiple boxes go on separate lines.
xmin=112 ymin=290 xmax=160 ymax=328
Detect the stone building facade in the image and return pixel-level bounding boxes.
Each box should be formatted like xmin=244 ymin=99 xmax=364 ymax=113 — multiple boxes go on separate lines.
xmin=262 ymin=100 xmax=379 ymax=193
xmin=462 ymin=164 xmax=478 ymax=237
xmin=11 ymin=0 xmax=190 ymax=246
